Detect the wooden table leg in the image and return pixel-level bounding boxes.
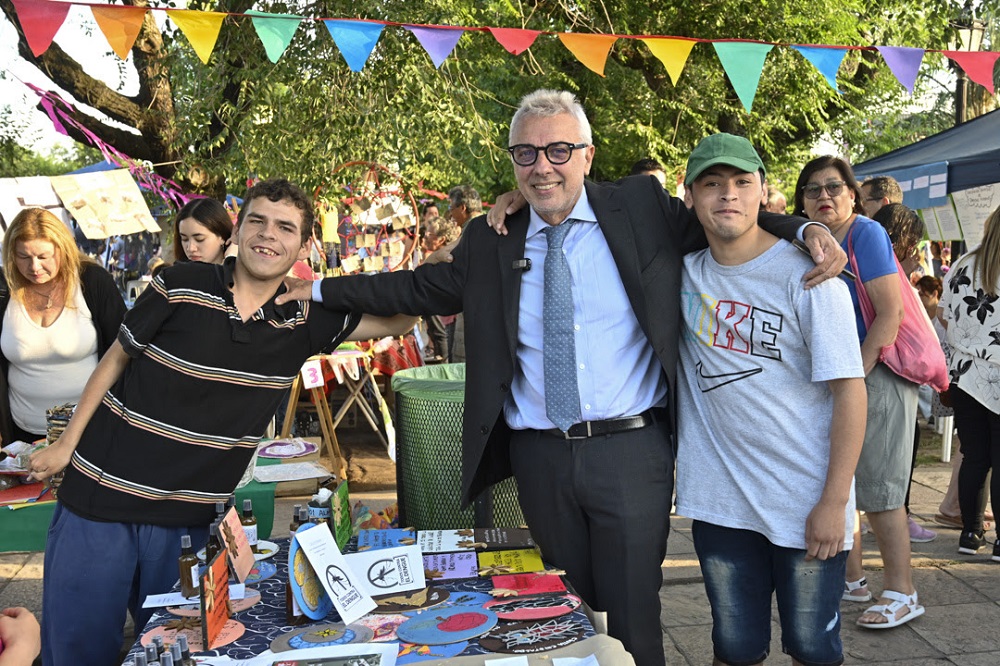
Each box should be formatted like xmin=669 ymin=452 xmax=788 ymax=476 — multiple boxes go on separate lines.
xmin=311 ymin=386 xmax=347 ymax=480
xmin=279 ymin=375 xmax=303 ymax=438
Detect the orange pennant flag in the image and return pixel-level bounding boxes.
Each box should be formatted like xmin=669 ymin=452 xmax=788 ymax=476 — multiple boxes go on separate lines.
xmin=557 ymin=33 xmax=617 ymax=77
xmin=92 ymin=5 xmax=147 ymax=60
xmin=641 ymin=37 xmax=697 ymax=85
xmin=169 ymin=9 xmax=226 ymax=65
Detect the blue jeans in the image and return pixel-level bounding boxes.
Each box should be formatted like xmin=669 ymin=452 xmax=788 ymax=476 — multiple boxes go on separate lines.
xmin=42 ymin=503 xmax=208 ymax=666
xmin=693 ymin=521 xmax=846 ymax=666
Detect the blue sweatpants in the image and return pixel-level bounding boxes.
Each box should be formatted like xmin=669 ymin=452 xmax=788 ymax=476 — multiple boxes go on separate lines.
xmin=42 ymin=503 xmax=208 ymax=666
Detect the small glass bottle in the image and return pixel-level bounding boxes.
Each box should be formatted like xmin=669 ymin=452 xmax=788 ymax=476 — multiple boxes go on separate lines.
xmin=178 ymin=534 xmax=200 ymax=598
xmin=133 ymin=652 xmax=148 ymax=666
xmin=214 ymin=501 xmax=226 ymax=519
xmin=152 ymin=635 xmax=164 ymax=656
xmin=169 ymin=643 xmax=183 ymax=666
xmin=177 ymin=635 xmax=196 ymax=666
xmin=144 ymin=644 xmax=158 ymax=663
xmin=204 ymin=520 xmax=221 ymax=562
xmin=241 ymin=499 xmax=259 ymax=553
xmin=289 ymin=504 xmax=303 ymax=538
xmin=160 ymin=651 xmax=174 ymax=666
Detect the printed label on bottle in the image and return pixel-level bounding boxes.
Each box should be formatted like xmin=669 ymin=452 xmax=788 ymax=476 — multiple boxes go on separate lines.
xmin=244 ymin=525 xmax=258 ymax=545
xmin=190 ymin=564 xmax=200 ymax=588
xmin=307 ymin=505 xmax=331 ymax=521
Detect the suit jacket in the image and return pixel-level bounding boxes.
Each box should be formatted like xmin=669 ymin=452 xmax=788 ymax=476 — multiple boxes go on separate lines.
xmin=320 ymin=177 xmax=803 ymax=506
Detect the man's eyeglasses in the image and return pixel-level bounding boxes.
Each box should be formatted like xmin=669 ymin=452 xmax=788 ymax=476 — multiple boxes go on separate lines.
xmin=507 ymin=142 xmax=589 ymax=167
xmin=802 ymin=181 xmax=847 ymax=199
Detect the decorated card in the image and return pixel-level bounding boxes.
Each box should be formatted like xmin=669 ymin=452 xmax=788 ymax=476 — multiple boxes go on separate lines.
xmin=329 ymin=478 xmax=352 ymax=551
xmin=295 ymin=520 xmax=377 ymax=624
xmin=357 ymin=528 xmax=417 ymax=551
xmin=417 ymin=529 xmax=480 ymax=553
xmin=200 ymin=548 xmax=232 ymax=650
xmin=343 ymin=545 xmax=426 ymax=597
xmin=422 ymin=552 xmax=478 ymax=581
xmin=477 ymin=549 xmax=545 ymax=576
xmin=218 ymin=506 xmax=255 ymax=583
xmin=491 ymin=572 xmax=567 ymax=596
xmin=474 ymin=528 xmax=536 ymax=550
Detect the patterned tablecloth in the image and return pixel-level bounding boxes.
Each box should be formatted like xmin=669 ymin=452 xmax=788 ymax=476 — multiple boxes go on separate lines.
xmin=126 ymin=537 xmax=595 ymax=663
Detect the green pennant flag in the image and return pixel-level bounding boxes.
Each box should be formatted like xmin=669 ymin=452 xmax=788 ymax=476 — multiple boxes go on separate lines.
xmin=247 ymin=11 xmax=304 ymax=63
xmin=712 ymin=42 xmax=774 ymax=113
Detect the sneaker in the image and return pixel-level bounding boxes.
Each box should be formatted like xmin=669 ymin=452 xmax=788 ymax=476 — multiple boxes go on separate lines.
xmin=958 ymin=530 xmax=986 ymax=554
xmin=908 ymin=517 xmax=937 ymax=543
xmin=993 ymin=540 xmax=1000 ymax=563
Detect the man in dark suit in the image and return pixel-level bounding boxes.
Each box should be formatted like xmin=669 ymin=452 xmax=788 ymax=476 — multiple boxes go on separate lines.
xmin=280 ymin=90 xmax=843 ymax=665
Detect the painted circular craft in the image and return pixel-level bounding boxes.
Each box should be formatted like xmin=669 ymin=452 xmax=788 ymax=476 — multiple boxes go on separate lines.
xmin=270 ymin=623 xmax=374 ymax=652
xmin=167 ymin=588 xmax=262 ymax=617
xmin=478 ymin=617 xmax=586 ymax=654
xmin=484 ymin=593 xmax=581 ymax=621
xmin=258 ymin=439 xmax=319 ymax=458
xmin=289 ymin=522 xmax=333 ymax=620
xmin=354 ymin=613 xmax=408 ymax=642
xmin=396 ymin=640 xmax=469 ymax=663
xmin=396 ymin=607 xmax=498 ymax=646
xmin=402 ymin=590 xmax=492 ymax=617
xmin=372 ymin=586 xmax=449 ymax=614
xmin=140 ymin=619 xmax=245 ymax=652
xmin=254 ymin=539 xmax=279 ymax=560
xmin=244 ymin=559 xmax=277 ymax=584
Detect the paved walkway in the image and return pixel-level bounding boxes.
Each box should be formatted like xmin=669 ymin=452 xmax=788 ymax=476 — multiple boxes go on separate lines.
xmin=4 ymin=465 xmax=1000 ymax=664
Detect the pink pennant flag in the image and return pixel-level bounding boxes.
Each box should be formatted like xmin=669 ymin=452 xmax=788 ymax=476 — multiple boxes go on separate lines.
xmin=405 ymin=26 xmax=466 ymax=68
xmin=557 ymin=33 xmax=617 ymax=77
xmin=10 ymin=0 xmax=71 ymax=56
xmin=875 ymin=46 xmax=925 ymax=93
xmin=942 ymin=50 xmax=1000 ymax=94
xmin=488 ymin=27 xmax=541 ymax=55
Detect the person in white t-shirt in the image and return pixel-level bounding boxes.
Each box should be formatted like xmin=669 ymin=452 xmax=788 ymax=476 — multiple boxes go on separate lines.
xmin=676 ymin=134 xmax=868 ymax=666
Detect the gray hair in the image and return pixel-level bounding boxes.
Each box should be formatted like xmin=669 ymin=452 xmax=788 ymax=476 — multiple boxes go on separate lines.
xmin=509 ymin=89 xmax=593 ymax=146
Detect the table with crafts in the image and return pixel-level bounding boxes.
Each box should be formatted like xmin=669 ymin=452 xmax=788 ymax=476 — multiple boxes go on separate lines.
xmin=125 ymin=527 xmax=634 ymax=665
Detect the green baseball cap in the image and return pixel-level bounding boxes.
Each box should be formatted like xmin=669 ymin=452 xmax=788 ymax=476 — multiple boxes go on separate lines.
xmin=684 ymin=133 xmax=766 ymax=185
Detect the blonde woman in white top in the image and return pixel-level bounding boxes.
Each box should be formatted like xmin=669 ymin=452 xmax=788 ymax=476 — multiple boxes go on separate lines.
xmin=0 ymin=209 xmax=125 ymax=443
xmin=942 ymin=205 xmax=1000 ymax=558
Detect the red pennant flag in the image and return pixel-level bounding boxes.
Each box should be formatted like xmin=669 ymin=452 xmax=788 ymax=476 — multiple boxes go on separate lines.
xmin=10 ymin=0 xmax=72 ymax=56
xmin=942 ymin=50 xmax=1000 ymax=94
xmin=488 ymin=27 xmax=541 ymax=56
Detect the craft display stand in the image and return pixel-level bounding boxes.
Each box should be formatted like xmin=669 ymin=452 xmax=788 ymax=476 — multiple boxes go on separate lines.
xmin=280 ymin=355 xmax=348 ymax=481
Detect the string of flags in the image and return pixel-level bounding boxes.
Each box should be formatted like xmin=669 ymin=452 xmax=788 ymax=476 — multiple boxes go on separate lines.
xmin=8 ymin=0 xmax=1000 ymax=113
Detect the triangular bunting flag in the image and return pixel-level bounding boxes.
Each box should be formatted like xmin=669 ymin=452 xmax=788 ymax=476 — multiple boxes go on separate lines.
xmin=10 ymin=0 xmax=71 ymax=57
xmin=875 ymin=46 xmax=925 ymax=93
xmin=405 ymin=26 xmax=465 ymax=69
xmin=558 ymin=33 xmax=617 ymax=77
xmin=91 ymin=6 xmax=147 ymax=61
xmin=169 ymin=9 xmax=226 ymax=65
xmin=641 ymin=37 xmax=696 ymax=85
xmin=942 ymin=50 xmax=1000 ymax=94
xmin=791 ymin=45 xmax=847 ymax=93
xmin=323 ymin=20 xmax=384 ymax=72
xmin=246 ymin=11 xmax=303 ymax=64
xmin=713 ymin=42 xmax=774 ymax=113
xmin=488 ymin=27 xmax=540 ymax=56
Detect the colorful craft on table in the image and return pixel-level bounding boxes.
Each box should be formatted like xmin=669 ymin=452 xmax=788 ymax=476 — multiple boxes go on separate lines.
xmin=288 ymin=523 xmax=333 ymax=620
xmin=270 ymin=623 xmax=374 ymax=652
xmin=219 ymin=506 xmax=255 ymax=583
xmin=478 ymin=617 xmax=587 ymax=654
xmin=356 ymin=528 xmax=417 ymax=551
xmin=396 ymin=640 xmax=469 ymax=663
xmin=473 ymin=528 xmax=536 ymax=550
xmin=167 ymin=588 xmax=261 ymax=617
xmin=200 ymin=548 xmax=232 ymax=649
xmin=484 ymin=594 xmax=582 ymax=621
xmin=477 ymin=548 xmax=545 ymax=576
xmin=354 ymin=612 xmax=408 ymax=642
xmin=396 ymin=607 xmax=498 ymax=645
xmin=372 ymin=586 xmax=449 ymax=614
xmin=244 ymin=559 xmax=278 ymax=584
xmin=140 ymin=618 xmax=245 ymax=653
xmin=258 ymin=438 xmax=319 ymax=459
xmin=197 ymin=539 xmax=278 ymax=562
xmin=417 ymin=529 xmax=480 ymax=553
xmin=401 ymin=590 xmax=492 ymax=617
xmin=422 ymin=551 xmax=478 ymax=581
xmin=491 ymin=572 xmax=567 ymax=596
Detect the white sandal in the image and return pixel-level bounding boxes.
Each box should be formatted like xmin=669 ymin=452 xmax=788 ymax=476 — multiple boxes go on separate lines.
xmin=843 ymin=576 xmax=872 ymax=602
xmin=856 ymin=590 xmax=925 ymax=629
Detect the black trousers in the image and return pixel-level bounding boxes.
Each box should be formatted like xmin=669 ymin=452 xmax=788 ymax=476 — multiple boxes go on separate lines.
xmin=509 ymin=421 xmax=673 ymax=666
xmin=954 ymin=386 xmax=1000 ymax=534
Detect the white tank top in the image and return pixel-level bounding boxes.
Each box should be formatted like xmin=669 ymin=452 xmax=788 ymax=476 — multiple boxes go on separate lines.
xmin=1 ymin=284 xmax=98 ymax=436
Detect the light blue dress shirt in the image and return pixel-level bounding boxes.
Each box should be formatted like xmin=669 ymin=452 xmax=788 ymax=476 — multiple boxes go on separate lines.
xmin=504 ymin=191 xmax=667 ymax=431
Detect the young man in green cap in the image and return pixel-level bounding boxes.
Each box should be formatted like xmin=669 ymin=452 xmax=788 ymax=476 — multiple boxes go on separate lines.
xmin=675 ymin=133 xmax=868 ymax=666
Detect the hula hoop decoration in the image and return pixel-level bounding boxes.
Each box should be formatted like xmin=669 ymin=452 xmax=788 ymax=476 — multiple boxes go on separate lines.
xmin=315 ymin=162 xmax=421 ymax=276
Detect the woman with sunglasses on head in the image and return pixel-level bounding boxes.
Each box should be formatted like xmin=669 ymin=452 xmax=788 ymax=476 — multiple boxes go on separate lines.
xmin=794 ymin=156 xmax=921 ymax=630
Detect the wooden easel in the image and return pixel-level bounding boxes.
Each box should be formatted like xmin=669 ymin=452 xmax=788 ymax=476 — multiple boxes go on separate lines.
xmin=280 ymin=358 xmax=348 ymax=480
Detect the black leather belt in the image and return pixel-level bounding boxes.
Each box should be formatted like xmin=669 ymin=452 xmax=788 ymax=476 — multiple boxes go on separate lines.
xmin=543 ymin=408 xmax=663 ymax=440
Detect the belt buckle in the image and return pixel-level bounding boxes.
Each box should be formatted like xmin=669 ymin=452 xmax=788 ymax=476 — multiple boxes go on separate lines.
xmin=564 ymin=422 xmax=592 ymax=440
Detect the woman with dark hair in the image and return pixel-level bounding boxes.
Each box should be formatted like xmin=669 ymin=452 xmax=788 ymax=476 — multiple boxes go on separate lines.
xmin=873 ymin=203 xmax=925 ymax=276
xmin=794 ymin=156 xmax=921 ymax=629
xmin=172 ymin=197 xmax=233 ymax=264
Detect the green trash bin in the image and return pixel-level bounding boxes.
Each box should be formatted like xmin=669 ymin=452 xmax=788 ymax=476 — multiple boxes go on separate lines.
xmin=391 ymin=363 xmax=524 ymax=529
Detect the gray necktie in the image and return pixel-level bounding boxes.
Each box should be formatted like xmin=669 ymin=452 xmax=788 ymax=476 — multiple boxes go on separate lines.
xmin=543 ymin=221 xmax=581 ymax=431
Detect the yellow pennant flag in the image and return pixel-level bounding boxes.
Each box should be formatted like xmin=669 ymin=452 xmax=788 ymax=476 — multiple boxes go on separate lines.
xmin=641 ymin=37 xmax=697 ymax=85
xmin=169 ymin=9 xmax=227 ymax=64
xmin=91 ymin=6 xmax=147 ymax=60
xmin=557 ymin=33 xmax=617 ymax=77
